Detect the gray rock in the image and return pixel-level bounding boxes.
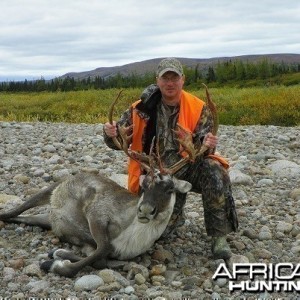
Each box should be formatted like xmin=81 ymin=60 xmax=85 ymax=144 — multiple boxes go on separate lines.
xmin=276 ymin=221 xmax=293 ymax=233
xmin=124 ymin=285 xmax=135 ymax=294
xmin=268 ymin=159 xmax=300 ymax=177
xmin=2 ymin=267 xmax=16 ymax=281
xmin=229 ymin=169 xmax=253 ymax=185
xmin=23 ymin=263 xmax=42 ymax=277
xmin=52 ymin=169 xmax=70 ymax=181
xmin=290 ymin=188 xmax=300 ymax=201
xmin=27 ymin=280 xmax=50 ymax=293
xmin=257 ymin=178 xmax=273 ymax=186
xmin=258 ymin=231 xmax=272 ymax=240
xmin=33 ymin=168 xmax=45 ymax=177
xmin=42 ymin=145 xmax=57 ymax=153
xmin=74 ymin=275 xmax=104 ymax=291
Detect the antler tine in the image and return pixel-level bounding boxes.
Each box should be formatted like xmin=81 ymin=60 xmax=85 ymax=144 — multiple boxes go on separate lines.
xmin=167 ymin=84 xmax=218 ymax=175
xmin=202 ymin=83 xmax=219 ymax=136
xmin=127 ymin=151 xmax=153 ymax=173
xmin=128 ymin=137 xmax=156 ymax=174
xmin=154 ymin=138 xmax=169 ymax=175
xmin=108 ymin=90 xmax=124 ymax=150
xmin=108 ymin=90 xmax=123 ymax=125
xmin=164 ymin=156 xmax=190 ymax=175
xmin=148 ymin=137 xmax=157 ymax=179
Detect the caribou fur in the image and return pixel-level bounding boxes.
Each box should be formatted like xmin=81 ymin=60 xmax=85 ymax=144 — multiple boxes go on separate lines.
xmin=0 ymin=171 xmax=191 ymax=277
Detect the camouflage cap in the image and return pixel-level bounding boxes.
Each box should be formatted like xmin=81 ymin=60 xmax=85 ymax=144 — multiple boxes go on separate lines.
xmin=156 ymin=58 xmax=184 ymax=77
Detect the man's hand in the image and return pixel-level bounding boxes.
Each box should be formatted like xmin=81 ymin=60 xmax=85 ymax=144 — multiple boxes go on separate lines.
xmin=104 ymin=121 xmax=118 ymax=137
xmin=203 ymin=132 xmax=218 ymax=149
xmin=104 ymin=122 xmax=133 ymax=141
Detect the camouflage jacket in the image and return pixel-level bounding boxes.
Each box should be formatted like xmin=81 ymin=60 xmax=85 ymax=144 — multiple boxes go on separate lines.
xmin=103 ymin=84 xmax=215 ymax=168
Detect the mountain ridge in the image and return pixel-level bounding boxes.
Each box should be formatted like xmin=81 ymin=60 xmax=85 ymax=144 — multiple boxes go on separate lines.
xmin=60 ymin=53 xmax=300 ymax=80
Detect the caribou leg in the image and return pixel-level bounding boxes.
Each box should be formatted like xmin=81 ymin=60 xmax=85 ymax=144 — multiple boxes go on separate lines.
xmin=40 ymin=217 xmax=112 ymax=277
xmin=0 ymin=182 xmax=60 ymax=221
xmin=7 ymin=213 xmax=51 ymax=229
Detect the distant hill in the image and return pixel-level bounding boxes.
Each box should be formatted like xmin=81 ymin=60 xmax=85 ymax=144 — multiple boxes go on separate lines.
xmin=60 ymin=53 xmax=300 ymax=80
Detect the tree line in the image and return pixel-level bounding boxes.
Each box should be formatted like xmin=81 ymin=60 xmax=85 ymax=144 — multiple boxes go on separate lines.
xmin=1 ymin=59 xmax=299 ymax=92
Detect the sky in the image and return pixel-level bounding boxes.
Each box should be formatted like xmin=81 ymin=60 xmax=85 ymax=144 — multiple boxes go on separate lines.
xmin=1 ymin=0 xmax=299 ymax=81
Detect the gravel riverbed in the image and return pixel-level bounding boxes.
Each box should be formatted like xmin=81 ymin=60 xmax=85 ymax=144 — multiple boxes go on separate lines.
xmin=0 ymin=121 xmax=300 ymax=299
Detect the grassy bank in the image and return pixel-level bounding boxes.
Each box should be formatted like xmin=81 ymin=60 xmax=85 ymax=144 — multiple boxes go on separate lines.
xmin=0 ymin=86 xmax=299 ymax=126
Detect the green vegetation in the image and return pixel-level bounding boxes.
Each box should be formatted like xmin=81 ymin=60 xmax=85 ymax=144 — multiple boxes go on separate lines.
xmin=205 ymin=86 xmax=300 ymax=126
xmin=0 ymin=86 xmax=299 ymax=126
xmin=0 ymin=89 xmax=139 ymax=124
xmin=1 ymin=58 xmax=299 ymax=126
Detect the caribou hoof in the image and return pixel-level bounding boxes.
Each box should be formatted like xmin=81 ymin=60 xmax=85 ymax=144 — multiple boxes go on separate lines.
xmin=40 ymin=259 xmax=73 ymax=276
xmin=48 ymin=248 xmax=78 ymax=261
xmin=47 ymin=249 xmax=57 ymax=259
xmin=40 ymin=259 xmax=55 ymax=273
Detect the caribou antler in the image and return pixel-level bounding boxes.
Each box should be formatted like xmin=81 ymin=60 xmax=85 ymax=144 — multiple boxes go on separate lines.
xmin=166 ymin=84 xmax=219 ymax=174
xmin=108 ymin=85 xmax=218 ymax=176
xmin=108 ymin=90 xmax=153 ymax=173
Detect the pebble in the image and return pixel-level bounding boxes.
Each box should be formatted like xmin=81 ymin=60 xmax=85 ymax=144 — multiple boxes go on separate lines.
xmin=0 ymin=122 xmax=299 ymax=298
xmin=98 ymin=269 xmax=116 ymax=283
xmin=23 ymin=263 xmax=42 ymax=277
xmin=27 ymin=280 xmax=50 ymax=294
xmin=74 ymin=275 xmax=104 ymax=291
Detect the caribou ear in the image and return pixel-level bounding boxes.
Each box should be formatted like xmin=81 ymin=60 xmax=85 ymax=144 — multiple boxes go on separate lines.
xmin=173 ymin=178 xmax=192 ymax=193
xmin=139 ymin=175 xmax=146 ymax=186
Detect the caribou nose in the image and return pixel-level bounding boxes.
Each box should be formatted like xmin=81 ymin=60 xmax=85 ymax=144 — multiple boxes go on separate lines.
xmin=138 ymin=204 xmax=157 ymax=223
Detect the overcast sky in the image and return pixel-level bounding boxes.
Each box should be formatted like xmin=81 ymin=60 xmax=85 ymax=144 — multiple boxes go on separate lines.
xmin=1 ymin=0 xmax=299 ymax=81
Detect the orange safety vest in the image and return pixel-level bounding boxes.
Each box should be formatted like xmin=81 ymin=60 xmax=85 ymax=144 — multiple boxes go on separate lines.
xmin=128 ymin=90 xmax=229 ymax=194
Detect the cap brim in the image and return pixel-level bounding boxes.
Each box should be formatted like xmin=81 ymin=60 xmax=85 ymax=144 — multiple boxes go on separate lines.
xmin=157 ymin=68 xmax=182 ymax=77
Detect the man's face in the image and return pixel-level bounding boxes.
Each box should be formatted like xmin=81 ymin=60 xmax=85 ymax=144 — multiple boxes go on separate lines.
xmin=156 ymin=71 xmax=185 ymax=101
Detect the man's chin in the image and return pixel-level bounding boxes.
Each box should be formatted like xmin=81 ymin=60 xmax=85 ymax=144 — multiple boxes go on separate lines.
xmin=164 ymin=91 xmax=177 ymax=97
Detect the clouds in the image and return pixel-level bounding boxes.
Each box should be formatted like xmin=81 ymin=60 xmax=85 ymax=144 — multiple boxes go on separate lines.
xmin=1 ymin=0 xmax=299 ymax=80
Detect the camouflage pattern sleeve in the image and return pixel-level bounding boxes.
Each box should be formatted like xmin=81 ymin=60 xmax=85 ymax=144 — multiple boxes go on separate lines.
xmin=193 ymin=104 xmax=215 ymax=154
xmin=103 ymin=107 xmax=133 ymax=150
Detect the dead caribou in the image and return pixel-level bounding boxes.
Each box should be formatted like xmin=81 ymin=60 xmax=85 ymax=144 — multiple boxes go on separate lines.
xmin=0 ymin=85 xmax=217 ymax=277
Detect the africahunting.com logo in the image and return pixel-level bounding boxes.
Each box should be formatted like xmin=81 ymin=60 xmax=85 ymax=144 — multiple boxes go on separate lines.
xmin=212 ymin=263 xmax=300 ymax=293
